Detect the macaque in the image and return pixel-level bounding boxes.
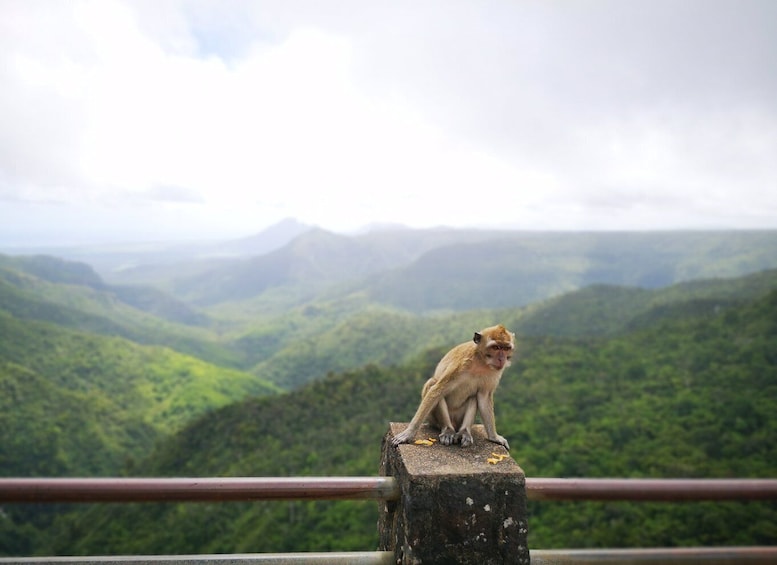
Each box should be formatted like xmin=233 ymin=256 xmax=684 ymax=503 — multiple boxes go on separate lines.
xmin=392 ymin=324 xmax=515 ymax=449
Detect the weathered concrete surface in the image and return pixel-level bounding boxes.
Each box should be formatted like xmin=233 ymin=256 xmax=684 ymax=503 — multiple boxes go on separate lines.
xmin=379 ymin=423 xmax=529 ymax=565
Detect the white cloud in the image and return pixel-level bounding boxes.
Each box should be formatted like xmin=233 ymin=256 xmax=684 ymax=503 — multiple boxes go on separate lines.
xmin=1 ymin=0 xmax=776 ymax=245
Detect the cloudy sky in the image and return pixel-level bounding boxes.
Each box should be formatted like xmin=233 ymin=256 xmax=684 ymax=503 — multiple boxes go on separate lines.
xmin=1 ymin=0 xmax=775 ymax=246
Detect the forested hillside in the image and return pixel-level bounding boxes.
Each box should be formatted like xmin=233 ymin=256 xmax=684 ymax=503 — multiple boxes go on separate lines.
xmin=5 ymin=229 xmax=777 ymax=390
xmin=2 ymin=232 xmax=777 ymax=556
xmin=0 ymin=310 xmax=279 ymax=476
xmin=84 ymin=228 xmax=777 ymax=313
xmin=3 ymin=273 xmax=773 ymax=556
xmin=361 ymin=230 xmax=777 ymax=311
xmin=231 ymin=269 xmax=777 ymax=388
xmin=0 ymin=255 xmax=242 ymax=367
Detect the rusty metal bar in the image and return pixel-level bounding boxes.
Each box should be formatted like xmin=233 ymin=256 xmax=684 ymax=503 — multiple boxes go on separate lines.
xmin=3 ymin=477 xmax=777 ymax=504
xmin=0 ymin=477 xmax=400 ymax=504
xmin=0 ymin=553 xmax=395 ymax=565
xmin=531 ymin=546 xmax=777 ymax=564
xmin=526 ymin=478 xmax=777 ymax=501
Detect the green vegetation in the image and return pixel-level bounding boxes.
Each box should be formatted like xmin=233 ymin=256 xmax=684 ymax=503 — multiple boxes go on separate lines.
xmin=233 ymin=269 xmax=777 ymax=389
xmin=1 ymin=235 xmax=776 ymax=556
xmin=5 ymin=276 xmax=774 ymax=555
xmin=0 ymin=311 xmax=278 ymax=477
xmin=0 ymin=257 xmax=243 ymax=367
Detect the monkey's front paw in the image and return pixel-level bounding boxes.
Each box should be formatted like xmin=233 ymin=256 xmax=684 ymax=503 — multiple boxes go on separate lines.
xmin=391 ymin=429 xmax=414 ymax=447
xmin=438 ymin=427 xmax=457 ymax=446
xmin=458 ymin=430 xmax=474 ymax=448
xmin=488 ymin=435 xmax=510 ymax=450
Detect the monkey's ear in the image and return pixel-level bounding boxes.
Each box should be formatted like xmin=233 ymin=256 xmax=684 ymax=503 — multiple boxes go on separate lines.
xmin=473 ymin=332 xmax=482 ymax=344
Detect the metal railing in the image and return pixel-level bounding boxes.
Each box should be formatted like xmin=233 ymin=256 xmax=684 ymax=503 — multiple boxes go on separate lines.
xmin=1 ymin=477 xmax=776 ymax=564
xmin=525 ymin=477 xmax=777 ymax=501
xmin=3 ymin=476 xmax=777 ymax=503
xmin=0 ymin=554 xmax=394 ymax=565
xmin=530 ymin=546 xmax=777 ymax=564
xmin=0 ymin=477 xmax=399 ymax=503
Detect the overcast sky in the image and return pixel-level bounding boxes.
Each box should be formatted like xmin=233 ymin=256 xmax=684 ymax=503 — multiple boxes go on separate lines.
xmin=1 ymin=0 xmax=775 ymax=246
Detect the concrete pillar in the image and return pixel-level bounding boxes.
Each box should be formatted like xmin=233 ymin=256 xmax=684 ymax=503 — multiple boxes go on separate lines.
xmin=378 ymin=423 xmax=529 ymax=565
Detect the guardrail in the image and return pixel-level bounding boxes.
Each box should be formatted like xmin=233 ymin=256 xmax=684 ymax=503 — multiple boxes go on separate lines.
xmin=526 ymin=477 xmax=777 ymax=501
xmin=2 ymin=424 xmax=777 ymax=565
xmin=0 ymin=477 xmax=399 ymax=503
xmin=0 ymin=477 xmax=777 ymax=565
xmin=3 ymin=477 xmax=777 ymax=503
xmin=1 ymin=477 xmax=776 ymax=564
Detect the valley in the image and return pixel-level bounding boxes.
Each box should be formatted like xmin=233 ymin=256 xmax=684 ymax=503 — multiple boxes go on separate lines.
xmin=1 ymin=225 xmax=776 ymax=554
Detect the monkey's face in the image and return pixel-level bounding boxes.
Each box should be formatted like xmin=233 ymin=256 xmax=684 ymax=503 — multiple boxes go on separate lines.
xmin=484 ymin=341 xmax=513 ymax=370
xmin=474 ymin=324 xmax=516 ymax=370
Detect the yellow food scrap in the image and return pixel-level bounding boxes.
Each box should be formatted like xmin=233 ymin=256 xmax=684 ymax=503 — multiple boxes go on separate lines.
xmin=487 ymin=452 xmax=509 ymax=464
xmin=414 ymin=439 xmax=435 ymax=446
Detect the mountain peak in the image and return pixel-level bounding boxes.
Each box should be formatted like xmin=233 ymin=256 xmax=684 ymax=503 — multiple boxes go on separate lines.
xmin=224 ymin=218 xmax=313 ymax=255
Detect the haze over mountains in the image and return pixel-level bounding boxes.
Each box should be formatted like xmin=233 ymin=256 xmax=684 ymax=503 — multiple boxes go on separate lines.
xmin=9 ymin=220 xmax=777 ymax=309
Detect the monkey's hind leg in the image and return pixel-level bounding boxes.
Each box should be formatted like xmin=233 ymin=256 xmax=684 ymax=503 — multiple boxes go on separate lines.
xmin=429 ymin=398 xmax=458 ymax=445
xmin=454 ymin=397 xmax=478 ymax=448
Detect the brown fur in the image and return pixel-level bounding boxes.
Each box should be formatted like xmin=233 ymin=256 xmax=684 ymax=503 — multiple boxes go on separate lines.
xmin=391 ymin=324 xmax=515 ymax=449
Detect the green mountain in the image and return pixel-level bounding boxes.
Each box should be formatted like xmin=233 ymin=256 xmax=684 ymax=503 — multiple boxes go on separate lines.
xmin=0 ymin=359 xmax=157 ymax=477
xmin=101 ymin=228 xmax=777 ymax=312
xmin=0 ymin=253 xmax=207 ymax=326
xmin=2 ymin=239 xmax=776 ymax=555
xmin=0 ymin=311 xmax=279 ymax=477
xmin=5 ymin=242 xmax=777 ymax=392
xmin=510 ymin=268 xmax=777 ymax=337
xmin=229 ymin=269 xmax=777 ymax=389
xmin=0 ymin=254 xmax=242 ymax=367
xmin=363 ymin=230 xmax=777 ymax=311
xmin=153 ymin=227 xmax=476 ymax=306
xmin=9 ymin=273 xmax=774 ymax=556
xmin=0 ymin=254 xmax=283 ymax=556
xmin=10 ymin=230 xmax=776 ymax=390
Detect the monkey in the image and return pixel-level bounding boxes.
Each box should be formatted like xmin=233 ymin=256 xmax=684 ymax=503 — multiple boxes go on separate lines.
xmin=391 ymin=324 xmax=515 ymax=449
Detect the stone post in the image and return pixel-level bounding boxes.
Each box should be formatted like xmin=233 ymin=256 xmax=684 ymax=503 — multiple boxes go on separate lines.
xmin=379 ymin=423 xmax=529 ymax=565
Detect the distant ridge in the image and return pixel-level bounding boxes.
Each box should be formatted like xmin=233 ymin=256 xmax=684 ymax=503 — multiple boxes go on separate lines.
xmin=351 ymin=221 xmax=413 ymax=234
xmin=85 ymin=228 xmax=777 ymax=309
xmin=218 ymin=218 xmax=313 ymax=256
xmin=10 ymin=218 xmax=316 ymax=279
